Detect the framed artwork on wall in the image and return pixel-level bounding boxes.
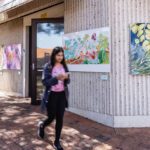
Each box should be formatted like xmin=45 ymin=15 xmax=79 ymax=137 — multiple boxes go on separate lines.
xmin=130 ymin=23 xmax=150 ymax=75
xmin=3 ymin=44 xmax=22 ymax=70
xmin=63 ymin=27 xmax=110 ymax=72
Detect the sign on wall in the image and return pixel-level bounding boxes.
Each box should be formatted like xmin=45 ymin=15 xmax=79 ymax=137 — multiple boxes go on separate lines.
xmin=130 ymin=23 xmax=150 ymax=75
xmin=63 ymin=27 xmax=110 ymax=72
xmin=3 ymin=44 xmax=22 ymax=70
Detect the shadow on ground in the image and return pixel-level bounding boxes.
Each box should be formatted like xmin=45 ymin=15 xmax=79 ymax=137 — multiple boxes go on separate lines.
xmin=0 ymin=96 xmax=150 ymax=150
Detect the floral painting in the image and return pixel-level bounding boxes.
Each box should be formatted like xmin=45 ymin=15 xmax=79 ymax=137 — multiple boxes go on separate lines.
xmin=130 ymin=23 xmax=150 ymax=75
xmin=63 ymin=28 xmax=110 ymax=72
xmin=3 ymin=44 xmax=21 ymax=70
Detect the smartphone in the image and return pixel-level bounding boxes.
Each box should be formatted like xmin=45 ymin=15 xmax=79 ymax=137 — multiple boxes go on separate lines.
xmin=66 ymin=72 xmax=71 ymax=75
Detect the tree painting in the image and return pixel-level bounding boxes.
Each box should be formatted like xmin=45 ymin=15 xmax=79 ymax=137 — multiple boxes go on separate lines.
xmin=63 ymin=28 xmax=110 ymax=65
xmin=130 ymin=23 xmax=150 ymax=75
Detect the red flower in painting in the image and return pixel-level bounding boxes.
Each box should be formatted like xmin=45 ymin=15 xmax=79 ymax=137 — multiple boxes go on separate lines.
xmin=91 ymin=33 xmax=96 ymax=41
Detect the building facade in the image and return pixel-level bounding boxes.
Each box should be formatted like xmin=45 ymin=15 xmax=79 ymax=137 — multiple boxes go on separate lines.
xmin=0 ymin=0 xmax=150 ymax=128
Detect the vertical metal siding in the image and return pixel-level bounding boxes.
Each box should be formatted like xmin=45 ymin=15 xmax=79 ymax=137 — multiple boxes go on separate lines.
xmin=65 ymin=0 xmax=111 ymax=115
xmin=65 ymin=0 xmax=150 ymax=118
xmin=109 ymin=0 xmax=150 ymax=116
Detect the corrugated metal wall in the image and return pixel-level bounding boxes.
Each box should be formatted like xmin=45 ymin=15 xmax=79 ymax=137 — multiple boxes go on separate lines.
xmin=109 ymin=0 xmax=150 ymax=116
xmin=64 ymin=0 xmax=111 ymax=115
xmin=65 ymin=0 xmax=150 ymax=118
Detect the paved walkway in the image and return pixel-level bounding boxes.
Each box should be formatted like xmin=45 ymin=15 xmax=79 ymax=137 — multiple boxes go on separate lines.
xmin=0 ymin=95 xmax=150 ymax=150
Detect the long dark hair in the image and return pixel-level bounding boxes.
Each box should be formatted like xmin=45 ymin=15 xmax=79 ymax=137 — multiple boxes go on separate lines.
xmin=50 ymin=47 xmax=68 ymax=71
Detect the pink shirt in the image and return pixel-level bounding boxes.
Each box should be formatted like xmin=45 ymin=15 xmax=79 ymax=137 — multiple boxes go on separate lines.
xmin=51 ymin=65 xmax=65 ymax=92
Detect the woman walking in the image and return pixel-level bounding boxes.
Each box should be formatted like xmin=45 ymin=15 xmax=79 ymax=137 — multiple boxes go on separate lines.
xmin=38 ymin=47 xmax=70 ymax=150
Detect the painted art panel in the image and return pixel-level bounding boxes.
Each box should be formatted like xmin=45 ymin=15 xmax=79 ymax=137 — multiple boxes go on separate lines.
xmin=130 ymin=23 xmax=150 ymax=75
xmin=3 ymin=44 xmax=21 ymax=70
xmin=63 ymin=27 xmax=110 ymax=72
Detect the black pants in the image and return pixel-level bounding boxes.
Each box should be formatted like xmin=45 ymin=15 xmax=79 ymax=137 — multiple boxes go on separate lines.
xmin=43 ymin=91 xmax=66 ymax=143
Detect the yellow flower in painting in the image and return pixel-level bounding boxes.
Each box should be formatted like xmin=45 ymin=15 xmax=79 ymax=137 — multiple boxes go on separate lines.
xmin=145 ymin=29 xmax=150 ymax=34
xmin=145 ymin=45 xmax=150 ymax=51
xmin=135 ymin=39 xmax=140 ymax=44
xmin=140 ymin=35 xmax=145 ymax=42
xmin=142 ymin=40 xmax=150 ymax=51
xmin=143 ymin=40 xmax=149 ymax=47
xmin=147 ymin=24 xmax=150 ymax=29
xmin=131 ymin=24 xmax=139 ymax=34
xmin=146 ymin=34 xmax=150 ymax=40
xmin=138 ymin=24 xmax=145 ymax=30
xmin=142 ymin=40 xmax=150 ymax=47
xmin=137 ymin=29 xmax=144 ymax=37
xmin=145 ymin=29 xmax=150 ymax=40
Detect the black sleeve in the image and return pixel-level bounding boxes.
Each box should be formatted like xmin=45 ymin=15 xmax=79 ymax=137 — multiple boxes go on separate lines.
xmin=65 ymin=65 xmax=71 ymax=84
xmin=65 ymin=74 xmax=71 ymax=84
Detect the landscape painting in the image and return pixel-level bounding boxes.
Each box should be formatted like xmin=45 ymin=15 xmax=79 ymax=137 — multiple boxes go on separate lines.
xmin=3 ymin=44 xmax=21 ymax=70
xmin=63 ymin=27 xmax=110 ymax=72
xmin=130 ymin=23 xmax=150 ymax=75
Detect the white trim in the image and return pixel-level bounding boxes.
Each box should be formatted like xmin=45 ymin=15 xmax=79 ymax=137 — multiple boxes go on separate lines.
xmin=64 ymin=27 xmax=110 ymax=37
xmin=22 ymin=26 xmax=29 ymax=97
xmin=68 ymin=107 xmax=114 ymax=127
xmin=68 ymin=64 xmax=110 ymax=72
xmin=68 ymin=107 xmax=150 ymax=128
xmin=0 ymin=90 xmax=22 ymax=97
xmin=114 ymin=116 xmax=150 ymax=128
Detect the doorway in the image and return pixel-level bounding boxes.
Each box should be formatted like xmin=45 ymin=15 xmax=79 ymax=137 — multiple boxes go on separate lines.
xmin=30 ymin=18 xmax=64 ymax=104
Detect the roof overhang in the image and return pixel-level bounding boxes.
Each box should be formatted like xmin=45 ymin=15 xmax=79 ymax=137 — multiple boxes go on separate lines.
xmin=0 ymin=0 xmax=64 ymax=24
xmin=0 ymin=0 xmax=34 ymax=13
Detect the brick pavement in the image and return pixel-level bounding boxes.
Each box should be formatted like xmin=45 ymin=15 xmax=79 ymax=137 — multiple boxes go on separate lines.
xmin=0 ymin=95 xmax=150 ymax=150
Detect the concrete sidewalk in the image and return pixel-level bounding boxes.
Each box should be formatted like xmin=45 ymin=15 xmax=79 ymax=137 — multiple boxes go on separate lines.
xmin=0 ymin=95 xmax=150 ymax=150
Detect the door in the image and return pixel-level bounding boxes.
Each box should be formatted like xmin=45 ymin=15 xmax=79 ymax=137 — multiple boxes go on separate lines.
xmin=29 ymin=26 xmax=32 ymax=97
xmin=31 ymin=18 xmax=64 ymax=104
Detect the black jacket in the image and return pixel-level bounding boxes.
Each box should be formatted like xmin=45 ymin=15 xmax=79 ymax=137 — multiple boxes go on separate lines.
xmin=41 ymin=62 xmax=70 ymax=111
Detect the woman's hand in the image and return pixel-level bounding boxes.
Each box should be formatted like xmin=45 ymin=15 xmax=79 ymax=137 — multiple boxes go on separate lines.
xmin=56 ymin=74 xmax=64 ymax=80
xmin=63 ymin=73 xmax=69 ymax=80
xmin=56 ymin=73 xmax=69 ymax=81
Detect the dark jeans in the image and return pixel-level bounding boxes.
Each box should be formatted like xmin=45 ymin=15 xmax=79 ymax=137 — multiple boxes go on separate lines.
xmin=43 ymin=91 xmax=66 ymax=143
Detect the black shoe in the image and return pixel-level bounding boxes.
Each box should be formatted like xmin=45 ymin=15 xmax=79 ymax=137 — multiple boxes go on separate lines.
xmin=38 ymin=121 xmax=44 ymax=139
xmin=53 ymin=141 xmax=64 ymax=150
